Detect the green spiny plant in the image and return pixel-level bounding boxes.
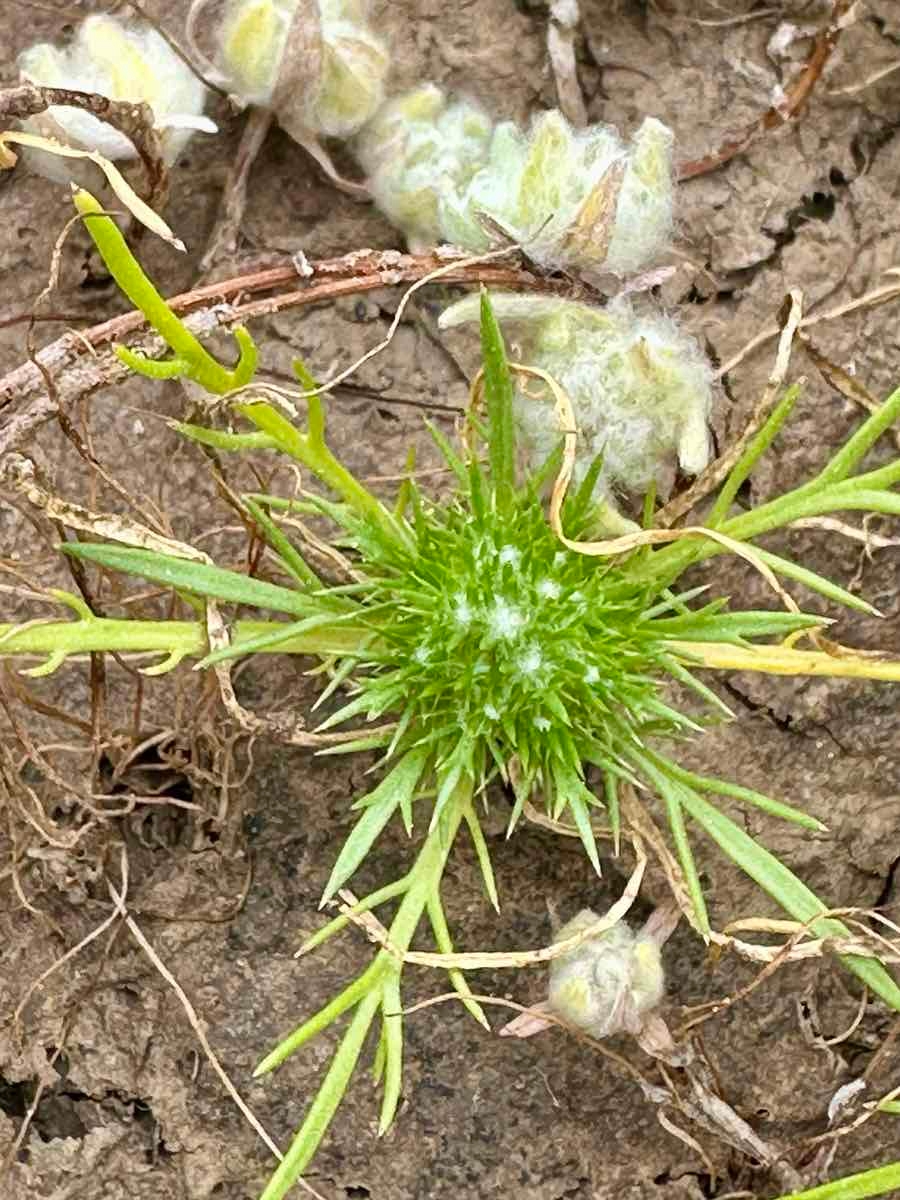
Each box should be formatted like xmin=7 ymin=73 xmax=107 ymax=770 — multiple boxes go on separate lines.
xmin=3 ymin=192 xmax=900 ymax=1198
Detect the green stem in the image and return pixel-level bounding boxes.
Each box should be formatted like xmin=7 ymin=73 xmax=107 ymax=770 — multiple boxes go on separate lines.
xmin=258 ymin=782 xmax=472 ymax=1200
xmin=0 ymin=618 xmax=370 ymax=665
xmin=237 ymin=403 xmax=411 ymax=550
xmin=74 ymin=190 xmax=256 ymax=394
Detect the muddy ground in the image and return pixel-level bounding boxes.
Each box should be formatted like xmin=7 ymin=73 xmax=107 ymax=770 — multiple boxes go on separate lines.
xmin=2 ymin=1 xmax=900 ymax=1197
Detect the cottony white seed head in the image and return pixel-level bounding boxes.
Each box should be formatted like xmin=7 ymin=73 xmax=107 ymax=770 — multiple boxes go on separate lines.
xmin=18 ymin=15 xmax=213 ymax=166
xmin=536 ymin=578 xmax=561 ymax=600
xmin=548 ymin=910 xmax=664 ymax=1038
xmin=355 ymin=84 xmax=494 ymax=250
xmin=219 ymin=0 xmax=389 ymax=136
xmin=439 ymin=292 xmax=712 ymax=524
xmin=499 ymin=545 xmax=521 ymax=566
xmin=467 ymin=109 xmax=674 ymax=275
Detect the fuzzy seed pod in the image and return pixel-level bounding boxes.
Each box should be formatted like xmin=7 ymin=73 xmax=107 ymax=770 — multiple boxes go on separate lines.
xmin=439 ymin=293 xmax=712 ymax=526
xmin=18 ymin=15 xmax=214 ymax=168
xmin=218 ymin=0 xmax=390 ymax=138
xmin=548 ymin=910 xmax=665 ymax=1038
xmin=355 ymin=85 xmax=494 ymax=250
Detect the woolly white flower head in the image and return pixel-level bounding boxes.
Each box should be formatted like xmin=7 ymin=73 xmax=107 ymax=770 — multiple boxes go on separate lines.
xmin=548 ymin=910 xmax=665 ymax=1039
xmin=439 ymin=292 xmax=712 ymax=524
xmin=218 ymin=0 xmax=389 ymax=136
xmin=358 ymin=89 xmax=674 ymax=277
xmin=355 ymin=84 xmax=494 ymax=250
xmin=18 ymin=15 xmax=214 ymax=166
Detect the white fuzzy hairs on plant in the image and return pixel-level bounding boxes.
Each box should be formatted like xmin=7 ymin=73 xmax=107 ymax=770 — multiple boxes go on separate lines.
xmin=355 ymin=86 xmax=675 ymax=278
xmin=217 ymin=0 xmax=390 ymax=137
xmin=17 ymin=15 xmax=215 ymax=170
xmin=354 ymin=85 xmax=494 ymax=249
xmin=548 ymin=911 xmax=665 ymax=1039
xmin=440 ymin=294 xmax=713 ymax=527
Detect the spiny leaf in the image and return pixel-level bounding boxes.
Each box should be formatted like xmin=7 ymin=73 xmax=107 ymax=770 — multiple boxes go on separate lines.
xmin=678 ymin=786 xmax=900 ymax=1012
xmin=464 ymin=805 xmax=500 ymax=911
xmin=258 ymin=987 xmax=383 ymax=1200
xmin=322 ymin=748 xmax=431 ymax=903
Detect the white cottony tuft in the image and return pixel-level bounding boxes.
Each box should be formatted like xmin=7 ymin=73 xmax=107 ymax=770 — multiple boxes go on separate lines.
xmin=519 ymin=646 xmax=543 ymax=675
xmin=453 ymin=594 xmax=473 ymax=626
xmin=488 ymin=599 xmax=526 ymax=641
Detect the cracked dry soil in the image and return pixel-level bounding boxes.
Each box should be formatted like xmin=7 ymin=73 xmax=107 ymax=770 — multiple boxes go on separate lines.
xmin=2 ymin=2 xmax=900 ymax=1197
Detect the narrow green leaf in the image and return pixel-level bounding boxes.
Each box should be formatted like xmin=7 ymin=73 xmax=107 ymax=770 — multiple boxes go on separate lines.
xmin=479 ymin=289 xmax=516 ymax=509
xmin=296 ymin=876 xmax=410 ymax=957
xmin=604 ymin=771 xmax=621 ymax=857
xmin=651 ymin=610 xmax=822 ymax=643
xmin=677 ymin=786 xmax=900 ymax=1012
xmin=818 ymin=383 xmax=900 ymax=483
xmin=641 ymin=586 xmax=711 ymax=621
xmin=708 ymin=384 xmax=801 ymax=526
xmin=243 ymin=495 xmax=321 ymax=588
xmin=526 ymin=439 xmax=565 ymax=498
xmin=464 ymin=805 xmax=500 ymax=911
xmin=564 ymin=449 xmax=606 ymax=531
xmin=169 ymin=422 xmax=278 ymax=452
xmin=61 ymin=543 xmax=317 ymax=617
xmin=427 ymin=891 xmax=490 ymax=1030
xmin=322 ymin=748 xmax=430 ymax=903
xmin=658 ymin=756 xmax=827 ymax=832
xmin=769 ymin=1161 xmax=900 ymax=1200
xmin=197 ymin=613 xmax=353 ymax=668
xmin=292 ymin=357 xmax=326 ymax=449
xmin=655 ymin=774 xmax=710 ymax=936
xmin=425 ymin=420 xmax=469 ymax=488
xmin=878 ymin=1101 xmax=900 ymax=1115
xmin=661 ymin=656 xmax=734 ymax=719
xmin=372 ymin=1022 xmax=387 ymax=1087
xmin=751 ymin=547 xmax=879 ymax=617
xmin=258 ymin=987 xmax=382 ymax=1200
xmin=430 ymin=741 xmax=472 ymax=830
xmin=567 ymin=786 xmax=602 ymax=877
xmin=253 ymin=959 xmax=382 ymax=1077
xmin=379 ymin=975 xmax=403 ymax=1134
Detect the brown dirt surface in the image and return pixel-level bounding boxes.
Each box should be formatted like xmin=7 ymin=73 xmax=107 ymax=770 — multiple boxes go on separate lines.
xmin=2 ymin=2 xmax=900 ymax=1198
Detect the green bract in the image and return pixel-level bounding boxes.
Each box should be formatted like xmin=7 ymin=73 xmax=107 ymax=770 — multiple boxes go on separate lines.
xmin=4 ymin=194 xmax=900 ymax=1200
